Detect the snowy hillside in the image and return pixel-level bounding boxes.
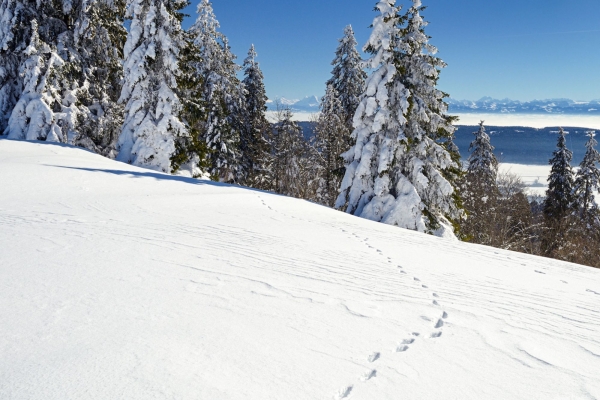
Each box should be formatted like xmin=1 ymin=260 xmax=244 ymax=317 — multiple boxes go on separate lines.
xmin=1 ymin=139 xmax=599 ymax=400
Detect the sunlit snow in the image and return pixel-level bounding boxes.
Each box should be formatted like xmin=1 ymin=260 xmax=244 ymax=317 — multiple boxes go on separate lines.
xmin=1 ymin=139 xmax=599 ymax=399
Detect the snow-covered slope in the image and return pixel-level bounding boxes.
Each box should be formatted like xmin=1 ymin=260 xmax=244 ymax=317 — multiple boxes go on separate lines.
xmin=1 ymin=139 xmax=599 ymax=400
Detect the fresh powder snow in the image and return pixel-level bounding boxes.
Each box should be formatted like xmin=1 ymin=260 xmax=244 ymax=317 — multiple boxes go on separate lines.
xmin=1 ymin=138 xmax=599 ymax=399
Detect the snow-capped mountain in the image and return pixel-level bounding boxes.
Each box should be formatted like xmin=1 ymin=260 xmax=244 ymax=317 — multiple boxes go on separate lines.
xmin=1 ymin=139 xmax=599 ymax=399
xmin=267 ymin=95 xmax=321 ymax=113
xmin=267 ymin=96 xmax=600 ymax=116
xmin=448 ymin=97 xmax=600 ymax=115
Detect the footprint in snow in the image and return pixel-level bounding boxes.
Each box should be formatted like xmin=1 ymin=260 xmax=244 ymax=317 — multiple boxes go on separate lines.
xmin=432 ymin=293 xmax=439 ymax=298
xmin=421 ymin=316 xmax=432 ymax=322
xmin=431 ymin=331 xmax=442 ymax=338
xmin=336 ymin=386 xmax=353 ymax=399
xmin=396 ymin=345 xmax=409 ymax=352
xmin=401 ymin=338 xmax=415 ymax=345
xmin=368 ymin=352 xmax=380 ymax=363
xmin=434 ymin=319 xmax=444 ymax=329
xmin=414 ymin=277 xmax=421 ymax=282
xmin=361 ymin=369 xmax=377 ymax=381
xmin=432 ymin=300 xmax=439 ymax=306
xmin=412 ymin=332 xmax=421 ymax=337
xmin=422 ymin=285 xmax=428 ymax=289
xmin=442 ymin=311 xmax=448 ymax=319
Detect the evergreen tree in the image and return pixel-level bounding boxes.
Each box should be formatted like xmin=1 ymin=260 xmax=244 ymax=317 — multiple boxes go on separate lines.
xmin=70 ymin=0 xmax=127 ymax=157
xmin=336 ymin=0 xmax=462 ymax=237
xmin=573 ymin=131 xmax=600 ymax=221
xmin=462 ymin=121 xmax=499 ymax=244
xmin=242 ymin=44 xmax=272 ymax=189
xmin=1 ymin=0 xmax=126 ymax=154
xmin=117 ymin=0 xmax=188 ymax=173
xmin=190 ymin=0 xmax=245 ymax=182
xmin=326 ymin=25 xmax=366 ymax=131
xmin=467 ymin=121 xmax=498 ymax=186
xmin=314 ymin=84 xmax=349 ymax=207
xmin=541 ymin=127 xmax=576 ymax=256
xmin=0 ymin=0 xmax=35 ymax=134
xmin=5 ymin=20 xmax=65 ymax=142
xmin=543 ymin=128 xmax=575 ymax=220
xmin=272 ymin=107 xmax=307 ymax=197
xmin=170 ymin=22 xmax=208 ymax=177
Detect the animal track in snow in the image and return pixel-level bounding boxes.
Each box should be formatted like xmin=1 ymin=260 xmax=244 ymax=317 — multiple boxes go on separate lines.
xmin=368 ymin=352 xmax=380 ymax=363
xmin=442 ymin=311 xmax=448 ymax=319
xmin=421 ymin=316 xmax=432 ymax=322
xmin=434 ymin=319 xmax=444 ymax=329
xmin=414 ymin=277 xmax=421 ymax=282
xmin=401 ymin=338 xmax=415 ymax=344
xmin=431 ymin=331 xmax=442 ymax=338
xmin=432 ymin=293 xmax=439 ymax=298
xmin=422 ymin=285 xmax=428 ymax=289
xmin=433 ymin=300 xmax=439 ymax=306
xmin=361 ymin=369 xmax=377 ymax=381
xmin=336 ymin=386 xmax=353 ymax=399
xmin=412 ymin=332 xmax=420 ymax=337
xmin=396 ymin=345 xmax=409 ymax=352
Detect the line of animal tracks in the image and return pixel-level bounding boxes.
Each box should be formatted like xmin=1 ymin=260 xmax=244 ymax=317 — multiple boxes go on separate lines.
xmin=333 ymin=228 xmax=449 ymax=400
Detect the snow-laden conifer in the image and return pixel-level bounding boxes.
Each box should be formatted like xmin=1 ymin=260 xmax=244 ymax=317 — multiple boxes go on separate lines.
xmin=543 ymin=128 xmax=575 ymax=220
xmin=573 ymin=131 xmax=600 ymax=220
xmin=242 ymin=44 xmax=272 ymax=189
xmin=117 ymin=0 xmax=187 ymax=173
xmin=467 ymin=121 xmax=498 ymax=185
xmin=336 ymin=0 xmax=462 ymax=237
xmin=190 ymin=0 xmax=245 ymax=182
xmin=462 ymin=121 xmax=500 ymax=244
xmin=314 ymin=85 xmax=350 ymax=207
xmin=326 ymin=25 xmax=366 ymax=131
xmin=70 ymin=0 xmax=127 ymax=157
xmin=0 ymin=0 xmax=24 ymax=133
xmin=272 ymin=107 xmax=308 ymax=197
xmin=6 ymin=20 xmax=65 ymax=141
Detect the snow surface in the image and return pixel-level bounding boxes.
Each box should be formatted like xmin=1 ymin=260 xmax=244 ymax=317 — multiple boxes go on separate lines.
xmin=457 ymin=113 xmax=600 ymax=129
xmin=500 ymin=163 xmax=600 ymax=203
xmin=1 ymin=138 xmax=600 ymax=400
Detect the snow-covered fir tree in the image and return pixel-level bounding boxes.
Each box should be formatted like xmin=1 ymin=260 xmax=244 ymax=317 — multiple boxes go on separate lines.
xmin=190 ymin=0 xmax=245 ymax=182
xmin=543 ymin=128 xmax=575 ymax=220
xmin=467 ymin=121 xmax=498 ymax=185
xmin=70 ymin=0 xmax=127 ymax=157
xmin=117 ymin=0 xmax=188 ymax=173
xmin=336 ymin=0 xmax=463 ymax=238
xmin=1 ymin=0 xmax=126 ymax=154
xmin=462 ymin=121 xmax=499 ymax=244
xmin=272 ymin=107 xmax=310 ymax=198
xmin=326 ymin=25 xmax=367 ymax=131
xmin=5 ymin=20 xmax=65 ymax=142
xmin=242 ymin=44 xmax=272 ymax=189
xmin=314 ymin=85 xmax=350 ymax=207
xmin=573 ymin=131 xmax=600 ymax=221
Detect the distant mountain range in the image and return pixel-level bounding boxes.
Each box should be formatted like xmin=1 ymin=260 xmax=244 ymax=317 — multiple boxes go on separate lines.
xmin=267 ymin=96 xmax=600 ymax=115
xmin=447 ymin=97 xmax=600 ymax=115
xmin=266 ymin=96 xmax=321 ymax=113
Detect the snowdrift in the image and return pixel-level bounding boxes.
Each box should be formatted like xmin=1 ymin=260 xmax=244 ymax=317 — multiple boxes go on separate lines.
xmin=1 ymin=139 xmax=599 ymax=400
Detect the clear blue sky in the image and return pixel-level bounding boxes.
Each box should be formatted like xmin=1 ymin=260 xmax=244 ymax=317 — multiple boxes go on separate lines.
xmin=183 ymin=0 xmax=600 ymax=102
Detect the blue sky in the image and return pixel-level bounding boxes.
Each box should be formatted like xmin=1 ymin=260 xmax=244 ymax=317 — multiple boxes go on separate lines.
xmin=183 ymin=0 xmax=600 ymax=102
